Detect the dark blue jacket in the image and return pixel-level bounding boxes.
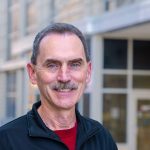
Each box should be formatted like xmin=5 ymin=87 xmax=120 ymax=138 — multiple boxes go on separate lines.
xmin=0 ymin=102 xmax=118 ymax=150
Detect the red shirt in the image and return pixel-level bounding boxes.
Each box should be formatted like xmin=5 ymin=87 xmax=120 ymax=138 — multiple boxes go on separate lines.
xmin=54 ymin=122 xmax=77 ymax=150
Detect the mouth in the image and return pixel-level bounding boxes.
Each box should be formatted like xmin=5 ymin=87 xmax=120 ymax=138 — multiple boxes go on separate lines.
xmin=50 ymin=82 xmax=78 ymax=92
xmin=53 ymin=87 xmax=77 ymax=99
xmin=54 ymin=88 xmax=73 ymax=92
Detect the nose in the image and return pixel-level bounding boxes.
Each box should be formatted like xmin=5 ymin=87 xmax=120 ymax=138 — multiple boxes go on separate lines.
xmin=57 ymin=64 xmax=71 ymax=82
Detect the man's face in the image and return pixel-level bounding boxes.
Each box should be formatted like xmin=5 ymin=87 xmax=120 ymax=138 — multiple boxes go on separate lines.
xmin=27 ymin=33 xmax=91 ymax=111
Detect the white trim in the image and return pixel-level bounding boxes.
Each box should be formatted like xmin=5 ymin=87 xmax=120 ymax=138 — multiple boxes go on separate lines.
xmin=131 ymin=90 xmax=150 ymax=150
xmin=75 ymin=0 xmax=150 ymax=34
xmin=0 ymin=59 xmax=27 ymax=72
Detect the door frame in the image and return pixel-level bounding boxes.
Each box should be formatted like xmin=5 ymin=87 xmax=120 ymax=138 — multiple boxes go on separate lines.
xmin=131 ymin=90 xmax=150 ymax=150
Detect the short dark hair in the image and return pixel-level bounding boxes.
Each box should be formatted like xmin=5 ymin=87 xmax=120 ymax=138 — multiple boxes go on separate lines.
xmin=31 ymin=23 xmax=90 ymax=65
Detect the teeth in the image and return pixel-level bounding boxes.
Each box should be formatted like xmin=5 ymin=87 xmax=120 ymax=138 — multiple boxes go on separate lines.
xmin=58 ymin=89 xmax=71 ymax=92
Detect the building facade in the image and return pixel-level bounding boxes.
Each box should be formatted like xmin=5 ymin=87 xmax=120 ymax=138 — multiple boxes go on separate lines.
xmin=0 ymin=0 xmax=150 ymax=150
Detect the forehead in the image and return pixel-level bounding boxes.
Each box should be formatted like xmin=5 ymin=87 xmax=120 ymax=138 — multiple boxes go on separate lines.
xmin=38 ymin=33 xmax=86 ymax=62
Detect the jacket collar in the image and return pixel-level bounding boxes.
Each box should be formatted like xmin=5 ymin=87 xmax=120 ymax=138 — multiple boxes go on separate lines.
xmin=27 ymin=101 xmax=101 ymax=142
xmin=27 ymin=101 xmax=59 ymax=140
xmin=76 ymin=110 xmax=101 ymax=148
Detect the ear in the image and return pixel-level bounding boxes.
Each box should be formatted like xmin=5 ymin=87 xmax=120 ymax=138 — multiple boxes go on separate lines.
xmin=86 ymin=61 xmax=92 ymax=84
xmin=26 ymin=63 xmax=37 ymax=85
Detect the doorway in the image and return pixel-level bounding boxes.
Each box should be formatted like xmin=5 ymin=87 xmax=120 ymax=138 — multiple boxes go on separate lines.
xmin=133 ymin=91 xmax=150 ymax=150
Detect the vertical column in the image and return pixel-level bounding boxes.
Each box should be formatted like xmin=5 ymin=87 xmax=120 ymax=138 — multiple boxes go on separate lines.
xmin=78 ymin=96 xmax=84 ymax=115
xmin=0 ymin=0 xmax=10 ymax=125
xmin=0 ymin=73 xmax=7 ymax=122
xmin=37 ymin=0 xmax=54 ymax=28
xmin=16 ymin=69 xmax=23 ymax=117
xmin=20 ymin=0 xmax=27 ymax=37
xmin=1 ymin=0 xmax=11 ymax=60
xmin=22 ymin=68 xmax=29 ymax=114
xmin=0 ymin=0 xmax=7 ymax=62
xmin=90 ymin=35 xmax=103 ymax=122
xmin=128 ymin=39 xmax=136 ymax=150
xmin=44 ymin=0 xmax=55 ymax=24
xmin=36 ymin=0 xmax=45 ymax=29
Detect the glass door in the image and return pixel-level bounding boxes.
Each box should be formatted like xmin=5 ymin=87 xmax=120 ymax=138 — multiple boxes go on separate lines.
xmin=133 ymin=91 xmax=150 ymax=150
xmin=137 ymin=99 xmax=150 ymax=150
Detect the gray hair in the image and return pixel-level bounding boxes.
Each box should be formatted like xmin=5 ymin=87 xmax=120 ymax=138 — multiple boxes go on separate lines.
xmin=31 ymin=23 xmax=90 ymax=65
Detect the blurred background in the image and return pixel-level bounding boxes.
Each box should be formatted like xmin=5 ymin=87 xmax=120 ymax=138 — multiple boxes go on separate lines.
xmin=1 ymin=0 xmax=150 ymax=150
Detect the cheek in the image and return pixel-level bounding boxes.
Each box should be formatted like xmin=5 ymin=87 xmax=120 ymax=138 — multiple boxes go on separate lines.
xmin=71 ymin=71 xmax=88 ymax=83
xmin=36 ymin=73 xmax=57 ymax=84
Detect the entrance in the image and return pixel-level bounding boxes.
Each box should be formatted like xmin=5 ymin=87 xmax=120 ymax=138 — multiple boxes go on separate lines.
xmin=133 ymin=91 xmax=150 ymax=150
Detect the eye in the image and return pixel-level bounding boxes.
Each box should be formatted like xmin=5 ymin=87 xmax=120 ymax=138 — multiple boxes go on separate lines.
xmin=69 ymin=61 xmax=82 ymax=70
xmin=46 ymin=63 xmax=60 ymax=72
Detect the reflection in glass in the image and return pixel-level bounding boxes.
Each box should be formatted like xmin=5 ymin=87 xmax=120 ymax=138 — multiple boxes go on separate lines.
xmin=133 ymin=40 xmax=150 ymax=70
xmin=83 ymin=93 xmax=90 ymax=117
xmin=133 ymin=75 xmax=150 ymax=89
xmin=137 ymin=100 xmax=150 ymax=150
xmin=103 ymin=94 xmax=127 ymax=142
xmin=6 ymin=72 xmax=16 ymax=118
xmin=103 ymin=74 xmax=127 ymax=88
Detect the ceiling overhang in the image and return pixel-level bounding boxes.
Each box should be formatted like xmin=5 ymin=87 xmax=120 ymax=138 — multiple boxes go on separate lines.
xmin=75 ymin=0 xmax=150 ymax=39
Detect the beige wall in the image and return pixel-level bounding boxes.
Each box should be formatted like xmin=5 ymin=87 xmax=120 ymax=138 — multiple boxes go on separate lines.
xmin=54 ymin=0 xmax=104 ymax=22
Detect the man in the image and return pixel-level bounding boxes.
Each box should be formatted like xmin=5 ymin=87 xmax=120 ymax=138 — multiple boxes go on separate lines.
xmin=0 ymin=23 xmax=118 ymax=150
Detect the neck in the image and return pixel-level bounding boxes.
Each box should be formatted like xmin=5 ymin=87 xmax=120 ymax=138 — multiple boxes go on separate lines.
xmin=38 ymin=104 xmax=76 ymax=130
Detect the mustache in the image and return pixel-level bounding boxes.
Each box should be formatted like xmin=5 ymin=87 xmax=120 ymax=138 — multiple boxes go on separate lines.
xmin=49 ymin=82 xmax=78 ymax=91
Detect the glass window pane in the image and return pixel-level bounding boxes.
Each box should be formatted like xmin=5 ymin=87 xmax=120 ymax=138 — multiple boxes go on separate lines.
xmin=83 ymin=93 xmax=90 ymax=117
xmin=6 ymin=97 xmax=16 ymax=118
xmin=6 ymin=72 xmax=16 ymax=118
xmin=9 ymin=0 xmax=19 ymax=5
xmin=85 ymin=37 xmax=91 ymax=60
xmin=137 ymin=100 xmax=150 ymax=150
xmin=103 ymin=74 xmax=127 ymax=88
xmin=11 ymin=5 xmax=20 ymax=40
xmin=27 ymin=0 xmax=37 ymax=34
xmin=104 ymin=39 xmax=127 ymax=69
xmin=133 ymin=40 xmax=150 ymax=70
xmin=103 ymin=94 xmax=127 ymax=142
xmin=133 ymin=75 xmax=150 ymax=89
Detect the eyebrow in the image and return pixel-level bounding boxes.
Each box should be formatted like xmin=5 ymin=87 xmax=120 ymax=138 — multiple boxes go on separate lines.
xmin=68 ymin=58 xmax=84 ymax=64
xmin=42 ymin=59 xmax=60 ymax=66
xmin=43 ymin=58 xmax=84 ymax=66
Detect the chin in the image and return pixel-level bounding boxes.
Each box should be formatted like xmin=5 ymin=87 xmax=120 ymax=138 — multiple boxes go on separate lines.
xmin=54 ymin=98 xmax=78 ymax=110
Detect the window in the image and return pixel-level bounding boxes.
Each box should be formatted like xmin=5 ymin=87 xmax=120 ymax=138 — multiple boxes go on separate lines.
xmin=26 ymin=0 xmax=37 ymax=34
xmin=103 ymin=94 xmax=127 ymax=142
xmin=85 ymin=36 xmax=91 ymax=60
xmin=133 ymin=75 xmax=150 ymax=89
xmin=83 ymin=93 xmax=90 ymax=117
xmin=103 ymin=74 xmax=127 ymax=88
xmin=11 ymin=7 xmax=19 ymax=33
xmin=6 ymin=72 xmax=16 ymax=118
xmin=133 ymin=40 xmax=150 ymax=70
xmin=10 ymin=2 xmax=20 ymax=40
xmin=104 ymin=39 xmax=127 ymax=69
xmin=104 ymin=0 xmax=114 ymax=11
xmin=9 ymin=0 xmax=19 ymax=5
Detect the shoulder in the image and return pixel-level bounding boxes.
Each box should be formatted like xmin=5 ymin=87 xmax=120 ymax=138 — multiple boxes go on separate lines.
xmin=77 ymin=114 xmax=117 ymax=147
xmin=0 ymin=114 xmax=27 ymax=135
xmin=77 ymin=112 xmax=105 ymax=132
xmin=80 ymin=116 xmax=118 ymax=149
xmin=82 ymin=116 xmax=113 ymax=137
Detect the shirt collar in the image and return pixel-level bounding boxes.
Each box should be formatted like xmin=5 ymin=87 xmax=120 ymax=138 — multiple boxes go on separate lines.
xmin=27 ymin=101 xmax=59 ymax=140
